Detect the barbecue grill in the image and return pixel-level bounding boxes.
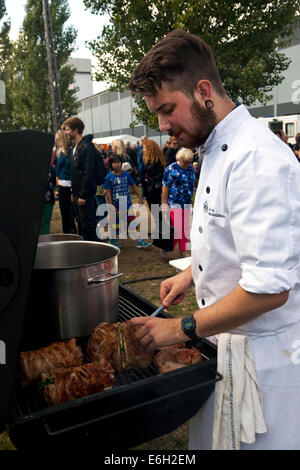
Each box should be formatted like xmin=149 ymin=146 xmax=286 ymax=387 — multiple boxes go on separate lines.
xmin=0 ymin=130 xmax=222 ymax=450
xmin=8 ymin=285 xmax=221 ymax=450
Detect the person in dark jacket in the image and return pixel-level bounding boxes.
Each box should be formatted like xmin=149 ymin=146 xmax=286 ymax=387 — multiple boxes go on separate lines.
xmin=164 ymin=136 xmax=179 ymax=166
xmin=293 ymin=134 xmax=300 ymax=162
xmin=125 ymin=140 xmax=139 ymax=181
xmin=40 ymin=165 xmax=56 ymax=235
xmin=162 ymin=138 xmax=170 ymax=157
xmin=141 ymin=138 xmax=166 ymax=209
xmin=63 ymin=116 xmax=98 ymax=241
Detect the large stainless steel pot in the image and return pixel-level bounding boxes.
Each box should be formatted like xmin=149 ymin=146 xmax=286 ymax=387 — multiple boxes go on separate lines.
xmin=22 ymin=241 xmax=122 ymax=349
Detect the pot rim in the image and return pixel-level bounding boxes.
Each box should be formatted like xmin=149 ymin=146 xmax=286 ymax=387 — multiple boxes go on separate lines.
xmin=38 ymin=233 xmax=84 ymax=244
xmin=34 ymin=240 xmax=120 ymax=270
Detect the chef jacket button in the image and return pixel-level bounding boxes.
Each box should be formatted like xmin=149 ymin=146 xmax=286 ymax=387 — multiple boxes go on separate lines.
xmin=206 ymin=186 xmax=210 ymax=193
xmin=201 ymin=299 xmax=205 ymax=306
xmin=221 ymin=144 xmax=228 ymax=151
xmin=199 ymin=226 xmax=203 ymax=233
xmin=199 ymin=265 xmax=203 ymax=271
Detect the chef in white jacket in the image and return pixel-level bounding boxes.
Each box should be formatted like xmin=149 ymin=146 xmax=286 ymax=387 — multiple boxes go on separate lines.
xmin=129 ymin=29 xmax=300 ymax=450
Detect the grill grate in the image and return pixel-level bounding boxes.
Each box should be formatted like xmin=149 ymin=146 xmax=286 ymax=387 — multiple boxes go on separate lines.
xmin=11 ymin=290 xmax=162 ymax=418
xmin=118 ymin=295 xmax=150 ymax=321
xmin=11 ymin=287 xmax=216 ymax=423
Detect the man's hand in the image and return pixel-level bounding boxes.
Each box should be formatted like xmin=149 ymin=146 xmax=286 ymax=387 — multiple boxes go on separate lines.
xmin=129 ymin=267 xmax=194 ymax=351
xmin=77 ymin=197 xmax=86 ymax=206
xmin=129 ymin=316 xmax=183 ymax=351
xmin=160 ymin=266 xmax=194 ymax=308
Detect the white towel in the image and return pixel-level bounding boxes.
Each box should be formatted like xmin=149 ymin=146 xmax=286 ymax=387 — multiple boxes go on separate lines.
xmin=211 ymin=333 xmax=267 ymax=450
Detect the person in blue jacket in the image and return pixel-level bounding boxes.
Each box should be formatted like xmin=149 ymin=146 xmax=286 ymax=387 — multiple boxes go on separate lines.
xmin=55 ymin=130 xmax=77 ymax=234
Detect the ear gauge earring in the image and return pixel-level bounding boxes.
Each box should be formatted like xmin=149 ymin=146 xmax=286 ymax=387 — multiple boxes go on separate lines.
xmin=205 ymin=99 xmax=214 ymax=109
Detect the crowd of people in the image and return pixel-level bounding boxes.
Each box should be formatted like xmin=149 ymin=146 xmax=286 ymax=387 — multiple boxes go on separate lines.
xmin=41 ymin=119 xmax=201 ymax=259
xmin=274 ymin=129 xmax=300 ymax=160
xmin=40 ymin=118 xmax=299 ymax=256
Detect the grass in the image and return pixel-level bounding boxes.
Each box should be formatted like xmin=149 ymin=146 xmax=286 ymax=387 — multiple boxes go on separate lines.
xmin=0 ymin=432 xmax=15 ymax=450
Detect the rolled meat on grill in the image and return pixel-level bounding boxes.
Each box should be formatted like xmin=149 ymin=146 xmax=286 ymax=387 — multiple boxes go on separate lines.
xmin=39 ymin=359 xmax=115 ymax=407
xmin=87 ymin=321 xmax=154 ymax=370
xmin=123 ymin=322 xmax=155 ymax=368
xmin=153 ymin=346 xmax=203 ymax=374
xmin=86 ymin=322 xmax=119 ymax=369
xmin=19 ymin=338 xmax=83 ymax=388
xmin=157 ymin=342 xmax=186 ymax=351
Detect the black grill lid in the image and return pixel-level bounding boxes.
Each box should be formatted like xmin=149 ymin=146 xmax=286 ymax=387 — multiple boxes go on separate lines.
xmin=0 ymin=130 xmax=54 ymax=426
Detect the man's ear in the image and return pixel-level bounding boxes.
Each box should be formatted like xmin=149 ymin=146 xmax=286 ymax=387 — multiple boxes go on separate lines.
xmin=194 ymin=79 xmax=212 ymax=103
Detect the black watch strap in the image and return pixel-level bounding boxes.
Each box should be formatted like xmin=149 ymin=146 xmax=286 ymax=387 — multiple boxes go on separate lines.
xmin=181 ymin=315 xmax=198 ymax=341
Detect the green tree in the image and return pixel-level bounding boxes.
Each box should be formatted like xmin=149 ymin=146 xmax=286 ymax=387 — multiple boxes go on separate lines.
xmin=84 ymin=0 xmax=300 ymax=129
xmin=0 ymin=0 xmax=10 ymax=69
xmin=5 ymin=0 xmax=79 ymax=132
xmin=0 ymin=0 xmax=14 ymax=130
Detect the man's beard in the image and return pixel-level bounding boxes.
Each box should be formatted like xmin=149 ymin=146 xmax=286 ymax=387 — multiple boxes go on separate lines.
xmin=190 ymin=99 xmax=217 ymax=147
xmin=169 ymin=99 xmax=217 ymax=148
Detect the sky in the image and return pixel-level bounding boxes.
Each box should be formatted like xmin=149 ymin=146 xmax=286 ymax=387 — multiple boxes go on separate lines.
xmin=5 ymin=0 xmax=109 ymax=92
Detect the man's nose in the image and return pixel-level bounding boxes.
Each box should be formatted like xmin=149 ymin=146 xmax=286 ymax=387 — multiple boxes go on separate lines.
xmin=158 ymin=114 xmax=171 ymax=133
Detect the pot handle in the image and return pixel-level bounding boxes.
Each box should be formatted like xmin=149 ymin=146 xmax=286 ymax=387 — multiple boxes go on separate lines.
xmin=87 ymin=272 xmax=123 ymax=285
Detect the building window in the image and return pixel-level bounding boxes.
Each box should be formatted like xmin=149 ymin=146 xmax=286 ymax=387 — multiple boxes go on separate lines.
xmin=285 ymin=123 xmax=295 ymax=138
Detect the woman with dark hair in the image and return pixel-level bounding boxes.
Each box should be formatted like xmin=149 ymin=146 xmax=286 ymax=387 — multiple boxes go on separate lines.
xmin=141 ymin=139 xmax=166 ymax=210
xmin=293 ymin=134 xmax=300 ymax=162
xmin=164 ymin=136 xmax=179 ymax=166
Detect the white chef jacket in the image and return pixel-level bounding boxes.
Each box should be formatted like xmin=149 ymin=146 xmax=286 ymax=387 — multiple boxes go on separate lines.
xmin=189 ymin=104 xmax=300 ymax=450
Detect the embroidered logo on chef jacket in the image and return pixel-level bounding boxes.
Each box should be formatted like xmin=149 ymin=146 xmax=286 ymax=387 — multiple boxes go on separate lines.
xmin=203 ymin=200 xmax=225 ymax=219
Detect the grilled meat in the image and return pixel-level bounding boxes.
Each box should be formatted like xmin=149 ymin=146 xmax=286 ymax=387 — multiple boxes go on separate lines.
xmin=19 ymin=338 xmax=83 ymax=388
xmin=153 ymin=346 xmax=203 ymax=374
xmin=122 ymin=322 xmax=154 ymax=369
xmin=86 ymin=322 xmax=120 ymax=368
xmin=157 ymin=343 xmax=186 ymax=351
xmin=87 ymin=321 xmax=154 ymax=370
xmin=39 ymin=359 xmax=115 ymax=407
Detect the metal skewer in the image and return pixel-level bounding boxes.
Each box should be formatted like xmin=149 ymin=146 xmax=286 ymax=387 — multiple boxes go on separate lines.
xmin=150 ymin=305 xmax=165 ymax=317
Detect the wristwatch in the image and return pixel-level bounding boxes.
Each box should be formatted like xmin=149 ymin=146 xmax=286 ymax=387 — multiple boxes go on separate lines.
xmin=181 ymin=315 xmax=198 ymax=341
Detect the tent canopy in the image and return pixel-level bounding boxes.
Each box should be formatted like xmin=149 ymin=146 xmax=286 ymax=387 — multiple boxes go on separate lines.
xmin=93 ymin=134 xmax=141 ymax=146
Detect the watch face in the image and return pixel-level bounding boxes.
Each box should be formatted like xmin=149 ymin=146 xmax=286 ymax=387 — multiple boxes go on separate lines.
xmin=182 ymin=316 xmax=197 ymax=340
xmin=184 ymin=318 xmax=194 ymax=329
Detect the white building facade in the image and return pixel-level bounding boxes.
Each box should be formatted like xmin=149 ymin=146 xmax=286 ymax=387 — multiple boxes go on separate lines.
xmin=248 ymin=26 xmax=300 ymax=118
xmin=77 ymin=88 xmax=167 ymax=147
xmin=68 ymin=58 xmax=93 ymax=101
